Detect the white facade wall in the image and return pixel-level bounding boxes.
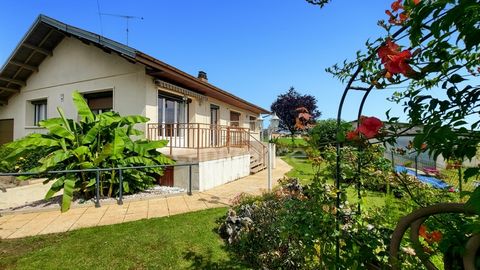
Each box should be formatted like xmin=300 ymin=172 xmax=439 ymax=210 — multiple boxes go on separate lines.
xmin=146 ymin=81 xmax=262 ymax=140
xmin=0 ymin=37 xmax=147 ymax=140
xmin=0 ymin=37 xmax=261 ymax=141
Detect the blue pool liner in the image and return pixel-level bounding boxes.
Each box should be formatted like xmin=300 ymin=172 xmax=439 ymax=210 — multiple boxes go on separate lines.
xmin=395 ymin=165 xmax=450 ymax=189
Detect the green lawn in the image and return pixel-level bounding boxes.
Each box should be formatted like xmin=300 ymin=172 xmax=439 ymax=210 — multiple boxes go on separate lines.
xmin=0 ymin=208 xmax=247 ymax=270
xmin=281 ymin=154 xmax=400 ymax=211
xmin=275 ymin=137 xmax=309 ymax=147
xmin=441 ymin=168 xmax=478 ymax=192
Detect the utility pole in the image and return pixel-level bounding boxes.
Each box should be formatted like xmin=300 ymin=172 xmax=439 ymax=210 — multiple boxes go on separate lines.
xmin=99 ymin=13 xmax=144 ymax=45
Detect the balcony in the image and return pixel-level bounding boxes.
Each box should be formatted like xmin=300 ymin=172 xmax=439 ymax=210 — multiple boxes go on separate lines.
xmin=147 ymin=123 xmax=252 ymax=161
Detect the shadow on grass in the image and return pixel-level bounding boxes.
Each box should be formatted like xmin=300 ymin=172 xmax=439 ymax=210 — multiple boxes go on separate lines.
xmin=183 ymin=249 xmax=248 ymax=270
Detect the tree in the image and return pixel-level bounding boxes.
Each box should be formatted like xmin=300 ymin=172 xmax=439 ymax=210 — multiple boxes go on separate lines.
xmin=270 ymin=87 xmax=320 ymax=143
xmin=308 ymin=119 xmax=352 ymax=149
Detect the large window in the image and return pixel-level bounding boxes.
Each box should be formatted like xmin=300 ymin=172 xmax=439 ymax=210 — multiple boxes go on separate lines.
xmin=158 ymin=92 xmax=188 ymax=136
xmin=230 ymin=111 xmax=241 ymax=127
xmin=32 ymin=99 xmax=47 ymax=126
xmin=84 ymin=91 xmax=113 ymax=114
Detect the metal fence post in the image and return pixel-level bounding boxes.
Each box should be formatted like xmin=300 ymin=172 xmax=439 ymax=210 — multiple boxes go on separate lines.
xmin=118 ymin=168 xmax=123 ymax=205
xmin=95 ymin=169 xmax=101 ymax=208
xmin=188 ymin=165 xmax=192 ymax=195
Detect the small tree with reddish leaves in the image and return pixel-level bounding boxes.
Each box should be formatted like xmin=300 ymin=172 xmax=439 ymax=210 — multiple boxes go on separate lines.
xmin=271 ymin=87 xmax=321 ymax=144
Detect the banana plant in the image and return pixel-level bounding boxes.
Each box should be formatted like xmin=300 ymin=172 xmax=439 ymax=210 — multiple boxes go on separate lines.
xmin=3 ymin=91 xmax=174 ymax=212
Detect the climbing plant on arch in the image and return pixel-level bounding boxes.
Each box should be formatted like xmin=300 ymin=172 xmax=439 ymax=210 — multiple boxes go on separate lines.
xmin=309 ymin=0 xmax=480 ymax=268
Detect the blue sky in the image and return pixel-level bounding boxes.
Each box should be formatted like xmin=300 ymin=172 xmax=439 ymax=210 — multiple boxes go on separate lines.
xmin=1 ymin=0 xmax=409 ymax=121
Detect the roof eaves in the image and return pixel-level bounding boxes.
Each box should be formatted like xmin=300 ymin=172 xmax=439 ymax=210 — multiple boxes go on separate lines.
xmin=136 ymin=52 xmax=270 ymax=114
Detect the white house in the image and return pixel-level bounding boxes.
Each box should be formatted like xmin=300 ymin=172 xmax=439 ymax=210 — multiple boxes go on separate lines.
xmin=0 ymin=15 xmax=269 ymax=191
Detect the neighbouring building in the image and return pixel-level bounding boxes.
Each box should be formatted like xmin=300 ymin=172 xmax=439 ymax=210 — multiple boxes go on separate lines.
xmin=0 ymin=15 xmax=269 ymax=191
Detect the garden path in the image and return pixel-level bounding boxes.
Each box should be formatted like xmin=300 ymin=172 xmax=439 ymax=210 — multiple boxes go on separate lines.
xmin=0 ymin=158 xmax=291 ymax=239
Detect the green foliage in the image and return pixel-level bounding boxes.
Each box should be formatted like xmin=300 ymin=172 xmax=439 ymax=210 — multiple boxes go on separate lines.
xmin=2 ymin=91 xmax=174 ymax=212
xmin=218 ymin=177 xmax=436 ymax=269
xmin=308 ymin=119 xmax=353 ymax=149
xmin=320 ymin=145 xmax=395 ymax=194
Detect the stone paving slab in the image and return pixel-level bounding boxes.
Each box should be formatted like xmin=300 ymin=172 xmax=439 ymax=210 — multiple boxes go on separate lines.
xmin=0 ymin=158 xmax=291 ymax=239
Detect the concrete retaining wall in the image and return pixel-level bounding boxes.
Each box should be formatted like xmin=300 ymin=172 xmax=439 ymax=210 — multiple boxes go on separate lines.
xmin=173 ymin=154 xmax=250 ymax=191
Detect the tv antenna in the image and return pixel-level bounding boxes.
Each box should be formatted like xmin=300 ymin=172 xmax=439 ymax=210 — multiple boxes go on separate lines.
xmin=99 ymin=13 xmax=144 ymax=45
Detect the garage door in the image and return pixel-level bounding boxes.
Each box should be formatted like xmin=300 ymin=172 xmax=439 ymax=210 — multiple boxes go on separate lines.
xmin=0 ymin=119 xmax=13 ymax=145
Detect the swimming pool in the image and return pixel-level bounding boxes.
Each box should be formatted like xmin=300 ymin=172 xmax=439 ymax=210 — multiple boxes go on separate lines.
xmin=395 ymin=165 xmax=450 ymax=189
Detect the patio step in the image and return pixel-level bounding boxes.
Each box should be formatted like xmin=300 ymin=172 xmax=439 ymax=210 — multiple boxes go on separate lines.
xmin=250 ymin=158 xmax=266 ymax=174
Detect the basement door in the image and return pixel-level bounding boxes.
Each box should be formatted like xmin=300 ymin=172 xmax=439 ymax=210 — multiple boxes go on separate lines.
xmin=0 ymin=119 xmax=13 ymax=145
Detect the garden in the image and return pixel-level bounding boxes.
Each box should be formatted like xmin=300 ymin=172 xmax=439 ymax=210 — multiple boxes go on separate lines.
xmin=217 ymin=0 xmax=480 ymax=269
xmin=1 ymin=0 xmax=480 ymax=269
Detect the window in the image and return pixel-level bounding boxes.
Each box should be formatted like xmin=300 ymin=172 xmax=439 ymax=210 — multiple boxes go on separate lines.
xmin=249 ymin=116 xmax=257 ymax=131
xmin=210 ymin=105 xmax=219 ymax=125
xmin=230 ymin=111 xmax=241 ymax=127
xmin=158 ymin=92 xmax=188 ymax=136
xmin=32 ymin=100 xmax=47 ymax=126
xmin=84 ymin=91 xmax=113 ymax=114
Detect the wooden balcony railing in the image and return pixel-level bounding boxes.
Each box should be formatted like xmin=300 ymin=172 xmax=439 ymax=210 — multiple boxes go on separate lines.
xmin=147 ymin=123 xmax=250 ymax=157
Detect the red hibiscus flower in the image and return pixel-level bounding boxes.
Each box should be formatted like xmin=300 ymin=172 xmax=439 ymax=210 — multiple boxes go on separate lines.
xmin=357 ymin=116 xmax=383 ymax=139
xmin=378 ymin=39 xmax=415 ymax=77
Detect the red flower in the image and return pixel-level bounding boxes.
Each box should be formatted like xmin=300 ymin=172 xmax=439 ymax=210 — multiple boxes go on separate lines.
xmin=399 ymin=12 xmax=409 ymax=22
xmin=419 ymin=225 xmax=428 ymax=238
xmin=413 ymin=0 xmax=421 ymax=5
xmin=346 ymin=131 xmax=360 ymax=141
xmin=357 ymin=116 xmax=383 ymax=139
xmin=430 ymin=231 xmax=442 ymax=243
xmin=378 ymin=39 xmax=415 ymax=77
xmin=391 ymin=0 xmax=403 ymax=12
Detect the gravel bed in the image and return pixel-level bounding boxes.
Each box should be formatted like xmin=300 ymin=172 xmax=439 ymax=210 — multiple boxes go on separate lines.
xmin=1 ymin=185 xmax=186 ymax=213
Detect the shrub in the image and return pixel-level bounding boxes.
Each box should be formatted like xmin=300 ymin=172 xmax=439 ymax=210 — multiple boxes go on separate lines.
xmin=218 ymin=178 xmax=402 ymax=269
xmin=218 ymin=176 xmax=463 ymax=269
xmin=2 ymin=91 xmax=174 ymax=211
xmin=308 ymin=119 xmax=352 ymax=149
xmin=320 ymin=145 xmax=398 ymax=194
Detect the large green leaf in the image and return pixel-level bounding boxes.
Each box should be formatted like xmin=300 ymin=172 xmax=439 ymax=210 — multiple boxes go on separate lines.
xmin=121 ymin=115 xmax=149 ymax=125
xmin=4 ymin=136 xmax=60 ymax=162
xmin=132 ymin=140 xmax=169 ymax=156
xmin=78 ymin=161 xmax=95 ymax=169
xmin=61 ymin=178 xmax=76 ymax=212
xmin=56 ymin=107 xmax=73 ymax=133
xmin=153 ymin=155 xmax=175 ymax=165
xmin=72 ymin=91 xmax=94 ymax=123
xmin=111 ymin=128 xmax=126 ymax=159
xmin=73 ymin=146 xmax=90 ymax=156
xmin=94 ymin=143 xmax=112 ymax=166
xmin=124 ymin=156 xmax=157 ymax=166
xmin=39 ymin=120 xmax=75 ymax=141
xmin=127 ymin=128 xmax=144 ymax=136
xmin=82 ymin=124 xmax=101 ymax=144
xmin=45 ymin=177 xmax=65 ymax=200
xmin=98 ymin=112 xmax=122 ymax=127
xmin=39 ymin=118 xmax=65 ymax=129
xmin=33 ymin=150 xmax=72 ymax=172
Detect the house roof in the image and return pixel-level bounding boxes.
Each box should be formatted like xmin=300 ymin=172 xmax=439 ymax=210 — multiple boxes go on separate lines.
xmin=0 ymin=15 xmax=269 ymax=114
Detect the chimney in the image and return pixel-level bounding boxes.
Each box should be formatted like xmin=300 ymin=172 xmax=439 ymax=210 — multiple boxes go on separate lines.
xmin=198 ymin=71 xmax=208 ymax=82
